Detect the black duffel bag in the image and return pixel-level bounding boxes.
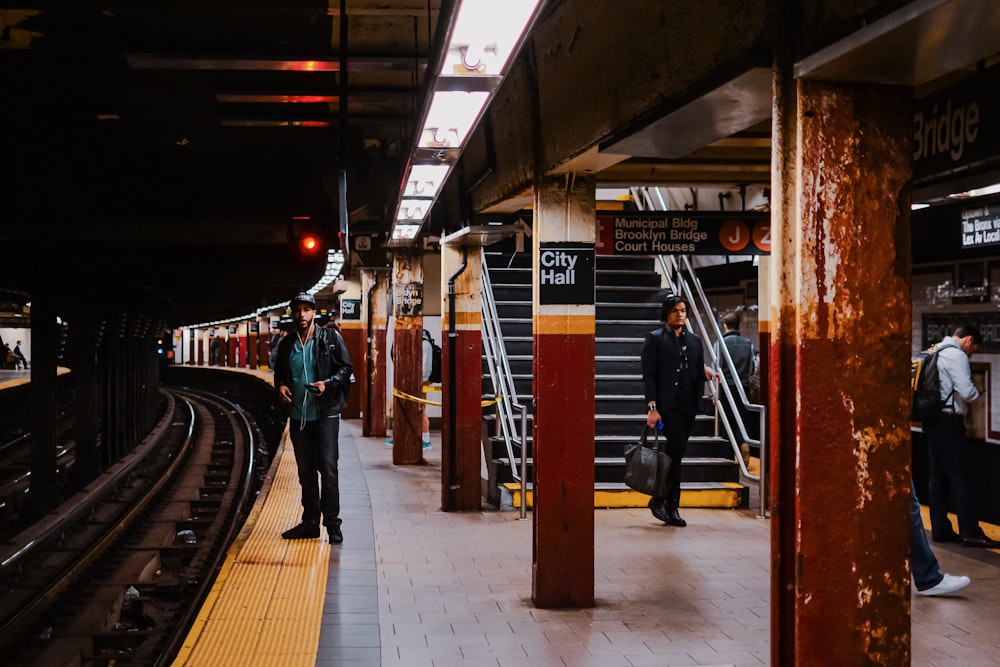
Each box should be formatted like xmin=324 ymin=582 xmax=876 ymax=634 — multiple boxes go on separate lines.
xmin=623 ymin=426 xmax=672 ymax=497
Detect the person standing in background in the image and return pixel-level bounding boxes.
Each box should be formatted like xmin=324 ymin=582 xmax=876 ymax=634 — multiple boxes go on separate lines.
xmin=921 ymin=324 xmax=999 ymax=548
xmin=718 ymin=311 xmax=757 ymax=455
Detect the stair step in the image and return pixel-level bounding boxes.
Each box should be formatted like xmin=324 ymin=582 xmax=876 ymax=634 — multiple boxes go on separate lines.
xmin=497 ymin=455 xmax=735 ymax=465
xmin=499 ymin=481 xmax=748 ymax=510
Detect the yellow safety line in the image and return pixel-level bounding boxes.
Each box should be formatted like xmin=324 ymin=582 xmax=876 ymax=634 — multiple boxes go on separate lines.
xmin=172 ymin=426 xmax=330 ymax=666
xmin=392 ymin=386 xmax=502 ymax=408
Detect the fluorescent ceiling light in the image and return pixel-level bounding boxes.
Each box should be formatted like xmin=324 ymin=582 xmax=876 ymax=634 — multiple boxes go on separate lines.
xmin=419 ymin=91 xmax=489 ymax=148
xmin=948 ymin=182 xmax=1000 ymax=199
xmin=397 ymin=199 xmax=431 ymax=221
xmin=442 ymin=0 xmax=540 ymax=76
xmin=392 ymin=224 xmax=421 ymax=240
xmin=404 ymin=164 xmax=451 ymax=198
xmin=912 ymin=202 xmax=930 ymax=210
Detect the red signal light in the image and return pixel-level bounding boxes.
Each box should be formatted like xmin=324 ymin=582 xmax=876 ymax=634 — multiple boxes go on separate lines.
xmin=299 ymin=232 xmax=322 ymax=254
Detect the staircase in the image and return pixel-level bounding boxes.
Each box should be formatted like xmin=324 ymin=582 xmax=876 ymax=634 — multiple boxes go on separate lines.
xmin=482 ymin=246 xmax=749 ymax=510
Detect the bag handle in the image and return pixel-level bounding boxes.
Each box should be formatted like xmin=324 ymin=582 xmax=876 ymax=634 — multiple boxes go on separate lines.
xmin=639 ymin=424 xmax=660 ymax=447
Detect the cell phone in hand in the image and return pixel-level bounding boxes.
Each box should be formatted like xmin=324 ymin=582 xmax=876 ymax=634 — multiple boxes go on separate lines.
xmin=306 ymin=384 xmax=321 ymax=394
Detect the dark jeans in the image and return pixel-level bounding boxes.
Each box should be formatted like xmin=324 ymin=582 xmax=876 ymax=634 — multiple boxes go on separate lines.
xmin=923 ymin=414 xmax=980 ymax=538
xmin=288 ymin=414 xmax=342 ymax=528
xmin=910 ymin=481 xmax=942 ymax=591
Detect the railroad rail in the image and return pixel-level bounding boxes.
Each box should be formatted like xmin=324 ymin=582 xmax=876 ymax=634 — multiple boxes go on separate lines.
xmin=0 ymin=387 xmax=267 ymax=666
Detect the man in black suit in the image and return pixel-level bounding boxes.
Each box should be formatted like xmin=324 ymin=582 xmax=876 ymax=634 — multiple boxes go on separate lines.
xmin=642 ymin=292 xmax=717 ymax=526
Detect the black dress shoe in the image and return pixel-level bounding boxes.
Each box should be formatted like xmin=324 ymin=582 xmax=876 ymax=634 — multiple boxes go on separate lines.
xmin=931 ymin=532 xmax=961 ymax=543
xmin=329 ymin=525 xmax=343 ymax=544
xmin=961 ymin=536 xmax=1000 ymax=549
xmin=664 ymin=508 xmax=687 ymax=527
xmin=648 ymin=497 xmax=669 ymax=523
xmin=281 ymin=523 xmax=320 ymax=540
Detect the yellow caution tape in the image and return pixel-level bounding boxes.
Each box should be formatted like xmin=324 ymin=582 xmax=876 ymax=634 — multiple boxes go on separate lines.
xmin=393 ymin=387 xmax=440 ymax=407
xmin=392 ymin=386 xmax=503 ymax=408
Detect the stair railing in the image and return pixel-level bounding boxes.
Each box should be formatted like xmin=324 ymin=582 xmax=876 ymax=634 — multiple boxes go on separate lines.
xmin=481 ymin=259 xmax=530 ymax=517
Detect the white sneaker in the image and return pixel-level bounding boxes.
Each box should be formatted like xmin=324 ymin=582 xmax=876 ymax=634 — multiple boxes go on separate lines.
xmin=917 ymin=573 xmax=970 ymax=596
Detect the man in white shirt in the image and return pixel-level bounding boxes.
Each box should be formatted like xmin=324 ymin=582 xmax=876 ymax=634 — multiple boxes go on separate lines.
xmin=922 ymin=324 xmax=999 ymax=548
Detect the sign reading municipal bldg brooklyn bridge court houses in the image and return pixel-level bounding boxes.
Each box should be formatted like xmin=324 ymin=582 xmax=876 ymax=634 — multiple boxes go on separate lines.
xmin=596 ymin=212 xmax=771 ymax=256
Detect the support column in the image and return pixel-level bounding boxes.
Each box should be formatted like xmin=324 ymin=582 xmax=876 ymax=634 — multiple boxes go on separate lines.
xmin=441 ymin=243 xmax=483 ymax=511
xmin=757 ymin=256 xmax=771 ymax=512
xmin=340 ymin=305 xmax=364 ymax=419
xmin=247 ymin=320 xmax=259 ymax=369
xmin=70 ymin=311 xmax=103 ymax=485
xmin=531 ymin=174 xmax=596 ymax=608
xmin=770 ymin=72 xmax=912 ymax=662
xmin=227 ymin=329 xmax=238 ymax=367
xmin=391 ymin=254 xmax=424 ymax=463
xmin=361 ymin=270 xmax=388 ymax=437
xmin=26 ymin=295 xmax=59 ymax=516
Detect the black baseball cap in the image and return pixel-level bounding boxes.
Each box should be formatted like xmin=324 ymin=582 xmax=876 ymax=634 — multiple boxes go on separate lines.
xmin=289 ymin=292 xmax=317 ymax=308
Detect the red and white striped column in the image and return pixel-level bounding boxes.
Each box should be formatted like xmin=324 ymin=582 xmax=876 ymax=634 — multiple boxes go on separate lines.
xmin=531 ymin=175 xmax=596 ymax=608
xmin=440 ymin=243 xmax=483 ymax=511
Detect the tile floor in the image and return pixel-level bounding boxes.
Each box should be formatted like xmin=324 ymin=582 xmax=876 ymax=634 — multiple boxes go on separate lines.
xmin=319 ymin=421 xmax=1000 ymax=667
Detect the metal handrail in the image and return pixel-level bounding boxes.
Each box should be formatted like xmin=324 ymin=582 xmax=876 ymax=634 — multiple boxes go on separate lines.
xmin=481 ymin=258 xmax=530 ymax=517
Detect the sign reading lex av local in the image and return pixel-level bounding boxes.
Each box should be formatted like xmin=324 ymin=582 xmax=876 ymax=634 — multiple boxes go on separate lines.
xmin=538 ymin=243 xmax=595 ymax=305
xmin=961 ymin=203 xmax=1000 ymax=249
xmin=596 ymin=212 xmax=771 ymax=256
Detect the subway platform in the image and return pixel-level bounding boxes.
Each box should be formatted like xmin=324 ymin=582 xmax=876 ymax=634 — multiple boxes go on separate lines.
xmin=174 ymin=418 xmax=1000 ymax=667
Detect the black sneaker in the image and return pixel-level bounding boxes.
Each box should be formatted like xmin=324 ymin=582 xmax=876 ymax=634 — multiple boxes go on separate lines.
xmin=329 ymin=525 xmax=343 ymax=544
xmin=281 ymin=523 xmax=320 ymax=540
xmin=932 ymin=531 xmax=961 ymax=543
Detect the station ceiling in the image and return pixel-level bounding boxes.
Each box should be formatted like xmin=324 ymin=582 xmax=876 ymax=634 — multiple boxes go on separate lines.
xmin=0 ymin=2 xmax=444 ymax=324
xmin=2 ymin=1 xmax=999 ymax=327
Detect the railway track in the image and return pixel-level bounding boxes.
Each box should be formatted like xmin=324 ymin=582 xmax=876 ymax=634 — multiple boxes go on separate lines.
xmin=0 ymin=387 xmax=267 ymax=666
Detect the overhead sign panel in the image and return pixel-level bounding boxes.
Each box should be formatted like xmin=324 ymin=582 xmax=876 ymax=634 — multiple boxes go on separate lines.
xmin=596 ymin=212 xmax=770 ymax=256
xmin=961 ymin=203 xmax=1000 ymax=249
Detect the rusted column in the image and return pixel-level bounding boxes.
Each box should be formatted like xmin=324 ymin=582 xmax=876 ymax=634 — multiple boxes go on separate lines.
xmin=440 ymin=242 xmax=483 ymax=511
xmin=757 ymin=256 xmax=771 ymax=512
xmin=770 ymin=73 xmax=913 ymax=663
xmin=361 ymin=269 xmax=388 ymax=437
xmin=391 ymin=254 xmax=424 ymax=464
xmin=531 ymin=174 xmax=596 ymax=608
xmin=339 ymin=305 xmax=363 ymax=419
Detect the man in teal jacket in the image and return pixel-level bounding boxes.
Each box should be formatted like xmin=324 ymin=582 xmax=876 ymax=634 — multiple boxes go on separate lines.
xmin=274 ymin=292 xmax=352 ymax=544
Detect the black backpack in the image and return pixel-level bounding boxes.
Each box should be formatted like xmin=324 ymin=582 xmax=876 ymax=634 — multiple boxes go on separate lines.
xmin=911 ymin=344 xmax=947 ymax=421
xmin=424 ymin=330 xmax=442 ymax=383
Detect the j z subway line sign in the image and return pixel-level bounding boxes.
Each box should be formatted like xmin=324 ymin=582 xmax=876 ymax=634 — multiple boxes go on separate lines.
xmin=596 ymin=212 xmax=771 ymax=256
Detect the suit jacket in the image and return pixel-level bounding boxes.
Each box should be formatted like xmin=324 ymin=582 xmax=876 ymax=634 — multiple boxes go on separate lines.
xmin=641 ymin=326 xmax=706 ymax=416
